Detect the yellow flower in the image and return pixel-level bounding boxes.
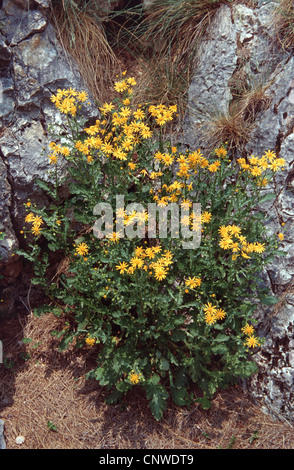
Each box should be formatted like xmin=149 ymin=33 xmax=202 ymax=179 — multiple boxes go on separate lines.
xmin=215 ymin=146 xmax=227 ymax=158
xmin=134 ymin=246 xmax=145 ymax=257
xmin=133 ymin=109 xmax=145 ymax=120
xmin=31 ymin=225 xmax=42 ymax=236
xmin=75 ymin=242 xmax=89 ymax=256
xmin=263 ymin=150 xmax=276 ymax=161
xmin=129 ymin=370 xmax=142 ymax=385
xmin=250 ymin=166 xmax=263 ymax=177
xmin=218 ymin=225 xmax=229 ymax=238
xmin=60 ymin=146 xmax=70 ymax=157
xmin=116 ymin=261 xmax=129 ymax=274
xmin=219 ymin=238 xmax=233 ymax=249
xmin=101 ymin=142 xmax=114 ymax=154
xmin=31 ymin=215 xmax=43 ymax=228
xmin=204 ymin=312 xmax=217 ymax=325
xmin=241 ymin=323 xmax=255 ymax=335
xmin=185 ymin=277 xmax=201 ymax=289
xmin=145 ymin=247 xmax=156 ymax=259
xmin=154 ymin=265 xmax=167 ymax=281
xmin=278 ymin=232 xmax=284 ymax=241
xmin=244 ymin=335 xmax=260 ymax=348
xmin=130 ymin=257 xmax=144 ymax=269
xmin=85 ymin=336 xmax=95 ymax=346
xmin=114 ymin=79 xmax=128 ymax=93
xmin=140 ymin=125 xmax=152 ymax=139
xmin=100 ymin=102 xmax=115 ymax=114
xmin=203 ymin=302 xmax=217 ymax=316
xmin=215 ymin=308 xmax=226 ymax=320
xmin=201 ymin=211 xmax=212 ymax=224
xmin=77 ymin=91 xmax=88 ymax=102
xmin=109 ymin=231 xmax=121 ymax=243
xmin=208 ymin=161 xmax=221 ymax=172
xmin=253 ymin=242 xmax=265 ymax=253
xmin=119 ymin=106 xmax=132 ymax=118
xmin=162 ymin=153 xmax=174 ymax=166
xmin=128 ymin=162 xmax=137 ymax=170
xmin=25 ymin=212 xmax=35 ymax=223
xmin=48 ymin=153 xmax=58 ymax=165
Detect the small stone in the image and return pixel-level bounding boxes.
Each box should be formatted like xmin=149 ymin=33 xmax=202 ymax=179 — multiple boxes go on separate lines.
xmin=15 ymin=435 xmax=25 ymax=445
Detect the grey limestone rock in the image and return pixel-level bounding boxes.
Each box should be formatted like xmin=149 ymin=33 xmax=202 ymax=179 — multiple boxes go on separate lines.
xmin=0 ymin=1 xmax=97 ymax=268
xmin=0 ymin=419 xmax=6 ymax=449
xmin=182 ymin=1 xmax=294 ymax=421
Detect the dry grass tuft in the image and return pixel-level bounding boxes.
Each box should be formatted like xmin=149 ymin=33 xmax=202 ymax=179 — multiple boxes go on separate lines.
xmin=200 ymin=78 xmax=272 ymax=153
xmin=50 ymin=2 xmax=118 ymax=104
xmin=138 ymin=0 xmax=224 ymax=62
xmin=272 ymin=0 xmax=294 ymax=52
xmin=1 ymin=311 xmax=294 ymax=449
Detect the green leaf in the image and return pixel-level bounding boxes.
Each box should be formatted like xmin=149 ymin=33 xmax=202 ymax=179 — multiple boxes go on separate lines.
xmin=159 ymin=357 xmax=170 ymax=371
xmin=171 ymin=386 xmax=188 ymax=406
xmin=260 ymin=295 xmax=279 ymax=305
xmin=259 ymin=193 xmax=276 ymax=204
xmin=145 ymin=375 xmax=169 ymax=421
xmin=214 ymin=333 xmax=230 ymax=342
xmin=105 ymin=389 xmax=123 ymax=404
xmin=36 ymin=179 xmax=56 ymax=198
xmin=211 ymin=343 xmax=228 ymax=355
xmin=196 ymin=396 xmax=212 ymax=410
xmin=47 ymin=421 xmax=58 ymax=432
xmin=33 ymin=304 xmax=52 ymax=317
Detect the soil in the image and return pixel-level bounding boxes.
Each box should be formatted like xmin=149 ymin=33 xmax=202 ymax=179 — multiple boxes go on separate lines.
xmin=1 ymin=309 xmax=294 ymax=449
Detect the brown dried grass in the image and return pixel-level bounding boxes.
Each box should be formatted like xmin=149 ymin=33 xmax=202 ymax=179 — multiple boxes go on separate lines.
xmin=1 ymin=311 xmax=294 ymax=449
xmin=272 ymin=0 xmax=294 ymax=52
xmin=50 ymin=3 xmax=118 ymax=104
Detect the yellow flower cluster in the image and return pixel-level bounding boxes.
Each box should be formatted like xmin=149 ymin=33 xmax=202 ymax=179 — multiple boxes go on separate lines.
xmin=241 ymin=323 xmax=260 ymax=348
xmin=25 ymin=212 xmax=44 ymax=236
xmin=185 ymin=276 xmax=202 ymax=289
xmin=148 ymin=103 xmax=177 ymax=126
xmin=114 ymin=75 xmax=137 ymax=94
xmin=150 ymin=148 xmax=222 ymax=208
xmin=116 ymin=245 xmax=173 ymax=281
xmin=218 ymin=225 xmax=265 ymax=260
xmin=48 ymin=142 xmax=70 ymax=165
xmin=118 ymin=209 xmax=149 ymax=227
xmin=237 ymin=150 xmax=285 ymax=185
xmin=50 ymin=87 xmax=88 ymax=116
xmin=203 ymin=302 xmax=227 ymax=325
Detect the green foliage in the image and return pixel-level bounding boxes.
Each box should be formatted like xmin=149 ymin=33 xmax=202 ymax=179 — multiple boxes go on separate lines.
xmin=18 ymin=75 xmax=286 ymax=421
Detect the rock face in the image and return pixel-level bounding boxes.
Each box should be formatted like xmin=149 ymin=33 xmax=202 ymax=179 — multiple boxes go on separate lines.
xmin=0 ymin=0 xmax=96 ymax=314
xmin=0 ymin=419 xmax=6 ymax=449
xmin=183 ymin=2 xmax=294 ymax=421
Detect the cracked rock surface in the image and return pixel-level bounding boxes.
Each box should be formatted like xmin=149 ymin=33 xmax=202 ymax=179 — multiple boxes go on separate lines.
xmin=0 ymin=0 xmax=96 ymax=317
xmin=0 ymin=0 xmax=96 ymax=265
xmin=183 ymin=1 xmax=294 ymax=421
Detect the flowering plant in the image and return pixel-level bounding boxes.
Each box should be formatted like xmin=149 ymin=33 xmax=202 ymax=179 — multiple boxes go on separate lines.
xmin=18 ymin=74 xmax=285 ymax=420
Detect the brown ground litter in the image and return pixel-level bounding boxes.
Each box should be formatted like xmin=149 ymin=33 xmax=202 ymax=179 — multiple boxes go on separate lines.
xmin=0 ymin=310 xmax=294 ymax=449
